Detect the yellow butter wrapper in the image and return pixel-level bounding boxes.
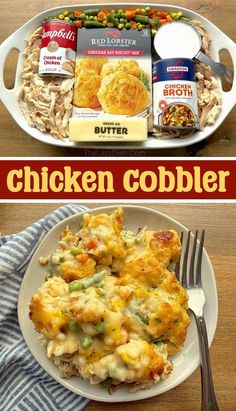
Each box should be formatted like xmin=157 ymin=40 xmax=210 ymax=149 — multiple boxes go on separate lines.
xmin=69 ymin=118 xmax=147 ymax=142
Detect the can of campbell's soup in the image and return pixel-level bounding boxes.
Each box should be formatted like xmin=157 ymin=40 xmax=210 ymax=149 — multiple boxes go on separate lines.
xmin=39 ymin=20 xmax=77 ymax=77
xmin=153 ymin=58 xmax=198 ymax=129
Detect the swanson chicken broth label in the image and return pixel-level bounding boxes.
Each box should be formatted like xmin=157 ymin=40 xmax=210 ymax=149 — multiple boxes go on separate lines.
xmin=39 ymin=21 xmax=77 ymax=77
xmin=70 ymin=28 xmax=152 ymax=141
xmin=153 ymin=58 xmax=199 ymax=129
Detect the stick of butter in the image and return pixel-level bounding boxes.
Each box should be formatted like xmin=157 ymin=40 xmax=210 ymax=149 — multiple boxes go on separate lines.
xmin=69 ymin=118 xmax=147 ymax=142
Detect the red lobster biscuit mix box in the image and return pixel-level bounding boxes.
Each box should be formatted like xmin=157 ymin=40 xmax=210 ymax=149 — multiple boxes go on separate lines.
xmin=69 ymin=27 xmax=152 ymax=142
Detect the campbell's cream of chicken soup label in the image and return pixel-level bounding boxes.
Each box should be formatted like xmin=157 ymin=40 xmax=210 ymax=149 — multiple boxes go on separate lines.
xmin=39 ymin=21 xmax=77 ymax=77
xmin=153 ymin=58 xmax=199 ymax=129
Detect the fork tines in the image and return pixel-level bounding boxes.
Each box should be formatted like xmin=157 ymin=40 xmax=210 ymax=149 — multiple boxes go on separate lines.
xmin=175 ymin=230 xmax=205 ymax=288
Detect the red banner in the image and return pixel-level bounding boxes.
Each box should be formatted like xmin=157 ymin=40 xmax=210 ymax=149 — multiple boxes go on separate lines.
xmin=0 ymin=159 xmax=235 ymax=200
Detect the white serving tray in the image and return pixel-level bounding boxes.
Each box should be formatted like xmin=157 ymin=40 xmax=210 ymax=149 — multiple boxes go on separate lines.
xmin=0 ymin=3 xmax=235 ymax=149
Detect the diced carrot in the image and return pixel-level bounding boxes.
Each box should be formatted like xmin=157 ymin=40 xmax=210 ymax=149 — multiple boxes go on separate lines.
xmin=125 ymin=10 xmax=136 ymax=19
xmin=75 ymin=254 xmax=89 ymax=263
xmin=74 ymin=10 xmax=82 ymax=18
xmin=150 ymin=11 xmax=157 ymax=18
xmin=75 ymin=20 xmax=83 ymax=27
xmin=160 ymin=11 xmax=168 ymax=18
xmin=98 ymin=11 xmax=106 ymax=19
xmin=130 ymin=20 xmax=137 ymax=27
xmin=160 ymin=18 xmax=167 ymax=25
xmin=166 ymin=15 xmax=173 ymax=22
xmin=86 ymin=239 xmax=97 ymax=250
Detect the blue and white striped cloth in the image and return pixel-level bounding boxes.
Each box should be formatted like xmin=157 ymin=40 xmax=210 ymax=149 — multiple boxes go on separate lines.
xmin=0 ymin=205 xmax=91 ymax=411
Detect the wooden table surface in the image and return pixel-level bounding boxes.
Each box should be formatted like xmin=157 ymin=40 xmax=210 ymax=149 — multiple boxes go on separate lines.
xmin=0 ymin=0 xmax=235 ymax=157
xmin=0 ymin=203 xmax=235 ymax=410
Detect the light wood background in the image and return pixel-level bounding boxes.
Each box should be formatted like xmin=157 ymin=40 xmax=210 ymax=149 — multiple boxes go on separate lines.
xmin=0 ymin=0 xmax=235 ymax=157
xmin=0 ymin=202 xmax=235 ymax=410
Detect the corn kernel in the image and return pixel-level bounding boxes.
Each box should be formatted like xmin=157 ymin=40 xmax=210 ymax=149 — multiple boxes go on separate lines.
xmin=63 ymin=10 xmax=69 ymax=16
xmin=118 ymin=23 xmax=124 ymax=29
xmin=138 ymin=24 xmax=143 ymax=30
xmin=64 ymin=16 xmax=70 ymax=21
xmin=58 ymin=14 xmax=64 ymax=20
xmin=177 ymin=11 xmax=182 ymax=16
xmin=94 ymin=16 xmax=98 ymax=20
xmin=103 ymin=20 xmax=107 ymax=26
xmin=108 ymin=22 xmax=113 ymax=27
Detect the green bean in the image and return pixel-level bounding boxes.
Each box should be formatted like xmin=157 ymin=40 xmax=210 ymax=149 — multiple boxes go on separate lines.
xmin=69 ymin=280 xmax=84 ymax=292
xmin=68 ymin=320 xmax=80 ymax=332
xmin=149 ymin=18 xmax=160 ymax=28
xmin=100 ymin=377 xmax=113 ymax=388
xmin=136 ymin=312 xmax=149 ymax=325
xmin=69 ymin=270 xmax=106 ymax=293
xmin=179 ymin=16 xmax=190 ymax=22
xmin=134 ymin=15 xmax=149 ymax=24
xmin=84 ymin=9 xmax=100 ymax=16
xmin=68 ymin=13 xmax=75 ymax=20
xmin=80 ymin=334 xmax=93 ymax=348
xmin=107 ymin=14 xmax=119 ymax=26
xmin=84 ymin=21 xmax=105 ymax=28
xmin=81 ymin=270 xmax=106 ymax=288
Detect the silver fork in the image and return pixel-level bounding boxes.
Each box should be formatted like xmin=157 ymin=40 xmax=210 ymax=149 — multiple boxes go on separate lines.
xmin=196 ymin=51 xmax=234 ymax=85
xmin=175 ymin=230 xmax=219 ymax=411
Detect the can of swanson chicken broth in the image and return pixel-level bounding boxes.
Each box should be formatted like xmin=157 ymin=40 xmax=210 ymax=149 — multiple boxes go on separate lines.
xmin=39 ymin=20 xmax=77 ymax=77
xmin=153 ymin=58 xmax=198 ymax=129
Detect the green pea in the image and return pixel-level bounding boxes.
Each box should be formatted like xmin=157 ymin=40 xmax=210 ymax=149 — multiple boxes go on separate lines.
xmin=89 ymin=16 xmax=95 ymax=21
xmin=96 ymin=321 xmax=105 ymax=333
xmin=126 ymin=22 xmax=131 ymax=29
xmin=145 ymin=6 xmax=151 ymax=14
xmin=80 ymin=335 xmax=93 ymax=348
xmin=68 ymin=320 xmax=80 ymax=332
xmin=70 ymin=247 xmax=83 ymax=256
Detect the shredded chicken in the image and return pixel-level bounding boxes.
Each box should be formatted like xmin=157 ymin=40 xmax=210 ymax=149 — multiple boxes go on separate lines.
xmin=153 ymin=20 xmax=222 ymax=139
xmin=18 ymin=27 xmax=74 ymax=140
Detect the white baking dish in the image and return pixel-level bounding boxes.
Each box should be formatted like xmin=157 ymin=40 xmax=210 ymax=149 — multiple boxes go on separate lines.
xmin=0 ymin=3 xmax=235 ymax=149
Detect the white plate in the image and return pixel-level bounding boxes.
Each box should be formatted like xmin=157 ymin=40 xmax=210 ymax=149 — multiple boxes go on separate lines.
xmin=18 ymin=205 xmax=218 ymax=402
xmin=0 ymin=3 xmax=235 ymax=149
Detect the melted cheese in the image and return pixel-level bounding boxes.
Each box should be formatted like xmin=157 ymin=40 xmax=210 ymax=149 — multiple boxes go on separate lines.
xmin=30 ymin=208 xmax=189 ymax=389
